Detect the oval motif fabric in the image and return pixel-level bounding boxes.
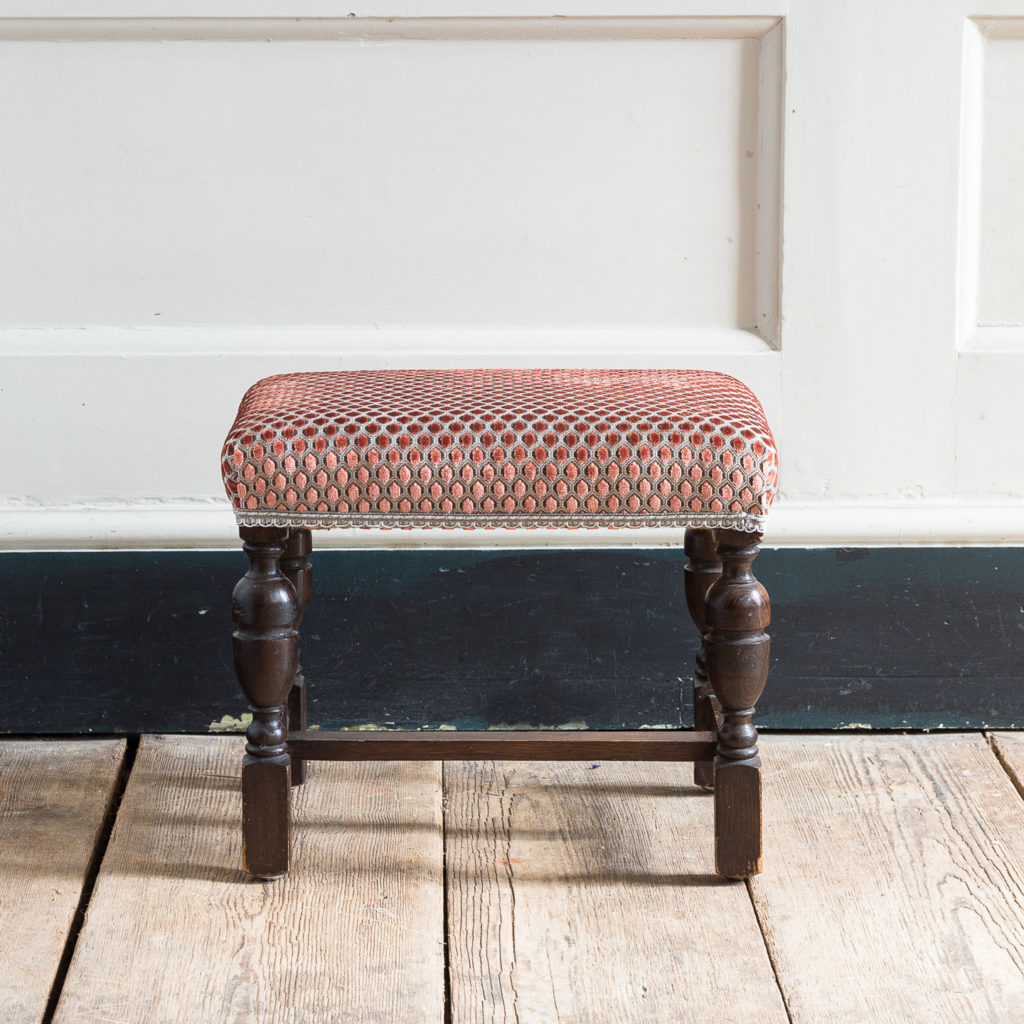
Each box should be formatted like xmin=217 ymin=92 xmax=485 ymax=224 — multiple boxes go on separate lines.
xmin=221 ymin=368 xmax=777 ymax=531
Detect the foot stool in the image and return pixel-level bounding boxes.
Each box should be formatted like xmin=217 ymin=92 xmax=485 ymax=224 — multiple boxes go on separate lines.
xmin=221 ymin=368 xmax=777 ymax=880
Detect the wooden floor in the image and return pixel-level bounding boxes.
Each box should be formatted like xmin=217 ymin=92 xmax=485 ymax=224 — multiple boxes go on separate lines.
xmin=3 ymin=735 xmax=1024 ymax=1023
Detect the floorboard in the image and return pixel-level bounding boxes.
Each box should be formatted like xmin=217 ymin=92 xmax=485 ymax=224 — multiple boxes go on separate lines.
xmin=0 ymin=738 xmax=125 ymax=1024
xmin=12 ymin=733 xmax=1024 ymax=1023
xmin=990 ymin=732 xmax=1024 ymax=798
xmin=445 ymin=759 xmax=789 ymax=1024
xmin=750 ymin=734 xmax=1024 ymax=1023
xmin=53 ymin=735 xmax=445 ymax=1024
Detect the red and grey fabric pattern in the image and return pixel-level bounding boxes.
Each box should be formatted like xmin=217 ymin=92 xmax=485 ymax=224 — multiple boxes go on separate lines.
xmin=221 ymin=368 xmax=777 ymax=531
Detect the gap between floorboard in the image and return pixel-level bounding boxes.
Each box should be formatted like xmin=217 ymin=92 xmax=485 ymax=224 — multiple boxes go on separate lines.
xmin=41 ymin=735 xmax=140 ymax=1024
xmin=744 ymin=877 xmax=796 ymax=1024
xmin=985 ymin=731 xmax=1024 ymax=802
xmin=442 ymin=761 xmax=454 ymax=1024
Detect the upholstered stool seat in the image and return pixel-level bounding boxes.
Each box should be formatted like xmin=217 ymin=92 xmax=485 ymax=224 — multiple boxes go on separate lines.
xmin=222 ymin=368 xmax=776 ymax=881
xmin=223 ymin=368 xmax=777 ymax=530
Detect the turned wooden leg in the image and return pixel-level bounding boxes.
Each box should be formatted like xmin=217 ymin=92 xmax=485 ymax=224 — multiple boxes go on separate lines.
xmin=684 ymin=527 xmax=723 ymax=790
xmin=233 ymin=526 xmax=298 ymax=879
xmin=705 ymin=528 xmax=770 ymax=879
xmin=281 ymin=528 xmax=312 ymax=787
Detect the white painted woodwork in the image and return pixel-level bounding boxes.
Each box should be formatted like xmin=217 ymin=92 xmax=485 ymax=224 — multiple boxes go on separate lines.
xmin=954 ymin=17 xmax=1024 ymax=499
xmin=0 ymin=0 xmax=1021 ymax=547
xmin=962 ymin=18 xmax=1024 ymax=340
xmin=0 ymin=25 xmax=775 ymax=332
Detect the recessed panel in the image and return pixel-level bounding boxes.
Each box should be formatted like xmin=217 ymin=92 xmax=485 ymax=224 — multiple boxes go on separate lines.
xmin=974 ymin=25 xmax=1024 ymax=328
xmin=0 ymin=25 xmax=769 ymax=328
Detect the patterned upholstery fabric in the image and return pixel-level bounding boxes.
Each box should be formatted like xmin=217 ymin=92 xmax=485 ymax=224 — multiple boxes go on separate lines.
xmin=222 ymin=369 xmax=777 ymax=531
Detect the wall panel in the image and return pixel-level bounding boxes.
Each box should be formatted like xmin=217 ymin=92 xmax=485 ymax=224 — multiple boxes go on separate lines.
xmin=0 ymin=20 xmax=779 ymax=331
xmin=2 ymin=1 xmax=1024 ymax=547
xmin=954 ymin=17 xmax=1024 ymax=497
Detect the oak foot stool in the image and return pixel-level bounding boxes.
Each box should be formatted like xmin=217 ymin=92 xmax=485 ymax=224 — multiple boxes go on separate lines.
xmin=221 ymin=369 xmax=777 ymax=880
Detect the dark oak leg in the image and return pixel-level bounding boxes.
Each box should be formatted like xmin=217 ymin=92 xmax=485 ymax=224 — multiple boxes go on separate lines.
xmin=684 ymin=527 xmax=722 ymax=790
xmin=233 ymin=526 xmax=298 ymax=879
xmin=705 ymin=528 xmax=770 ymax=879
xmin=281 ymin=528 xmax=312 ymax=787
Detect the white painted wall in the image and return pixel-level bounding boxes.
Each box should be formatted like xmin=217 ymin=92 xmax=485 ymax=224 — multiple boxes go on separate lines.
xmin=1 ymin=1 xmax=1021 ymax=548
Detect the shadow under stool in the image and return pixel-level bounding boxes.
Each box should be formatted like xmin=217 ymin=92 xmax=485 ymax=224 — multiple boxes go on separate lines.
xmin=220 ymin=368 xmax=777 ymax=881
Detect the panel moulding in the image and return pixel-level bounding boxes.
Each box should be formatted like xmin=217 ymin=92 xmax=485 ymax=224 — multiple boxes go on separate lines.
xmin=958 ymin=16 xmax=1024 ymax=353
xmin=0 ymin=14 xmax=784 ymax=346
xmin=0 ymin=325 xmax=778 ymax=358
xmin=0 ymin=16 xmax=782 ymax=42
xmin=754 ymin=18 xmax=784 ymax=348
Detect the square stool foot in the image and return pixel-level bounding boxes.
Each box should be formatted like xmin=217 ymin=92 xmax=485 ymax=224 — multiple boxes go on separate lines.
xmin=242 ymin=754 xmax=291 ymax=879
xmin=714 ymin=755 xmax=763 ymax=879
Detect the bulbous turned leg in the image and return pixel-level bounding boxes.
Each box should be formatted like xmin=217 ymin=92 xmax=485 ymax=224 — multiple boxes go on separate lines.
xmin=705 ymin=529 xmax=770 ymax=879
xmin=233 ymin=526 xmax=298 ymax=879
xmin=684 ymin=528 xmax=722 ymax=790
xmin=281 ymin=528 xmax=312 ymax=787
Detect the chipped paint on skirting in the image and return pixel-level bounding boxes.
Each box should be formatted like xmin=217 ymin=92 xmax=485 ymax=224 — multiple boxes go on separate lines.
xmin=208 ymin=712 xmax=251 ymax=733
xmin=487 ymin=718 xmax=589 ymax=731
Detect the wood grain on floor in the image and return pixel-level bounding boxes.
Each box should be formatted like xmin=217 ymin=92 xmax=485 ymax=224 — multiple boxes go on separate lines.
xmin=991 ymin=732 xmax=1024 ymax=798
xmin=52 ymin=735 xmax=445 ymax=1024
xmin=444 ymin=759 xmax=788 ymax=1024
xmin=8 ymin=733 xmax=1024 ymax=1023
xmin=751 ymin=734 xmax=1024 ymax=1024
xmin=0 ymin=738 xmax=125 ymax=1024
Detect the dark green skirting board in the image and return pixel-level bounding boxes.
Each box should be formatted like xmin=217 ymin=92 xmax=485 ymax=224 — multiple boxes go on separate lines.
xmin=1 ymin=547 xmax=1021 ymax=734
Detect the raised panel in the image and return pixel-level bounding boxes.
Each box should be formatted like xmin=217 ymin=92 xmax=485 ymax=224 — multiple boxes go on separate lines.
xmin=959 ymin=17 xmax=1024 ymax=349
xmin=954 ymin=17 xmax=1024 ymax=500
xmin=0 ymin=18 xmax=781 ymax=334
